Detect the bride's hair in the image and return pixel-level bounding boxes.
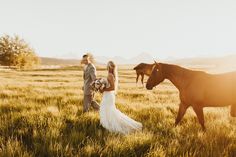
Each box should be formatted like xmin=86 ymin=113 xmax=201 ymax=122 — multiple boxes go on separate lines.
xmin=107 ymin=61 xmax=118 ymax=93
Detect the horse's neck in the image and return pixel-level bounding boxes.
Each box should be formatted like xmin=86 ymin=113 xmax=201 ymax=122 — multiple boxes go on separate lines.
xmin=162 ymin=64 xmax=187 ymax=91
xmin=148 ymin=63 xmax=155 ymax=68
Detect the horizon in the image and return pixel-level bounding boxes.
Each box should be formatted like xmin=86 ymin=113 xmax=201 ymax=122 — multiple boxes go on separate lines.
xmin=41 ymin=52 xmax=236 ymax=61
xmin=1 ymin=0 xmax=236 ymax=59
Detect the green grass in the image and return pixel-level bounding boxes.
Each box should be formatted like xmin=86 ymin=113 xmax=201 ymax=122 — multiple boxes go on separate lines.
xmin=0 ymin=67 xmax=236 ymax=157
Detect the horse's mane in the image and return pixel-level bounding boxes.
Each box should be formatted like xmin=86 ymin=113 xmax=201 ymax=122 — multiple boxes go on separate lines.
xmin=160 ymin=63 xmax=208 ymax=84
xmin=161 ymin=63 xmax=205 ymax=74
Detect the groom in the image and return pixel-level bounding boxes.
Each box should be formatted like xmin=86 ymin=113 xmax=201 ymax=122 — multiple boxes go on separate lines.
xmin=81 ymin=53 xmax=100 ymax=113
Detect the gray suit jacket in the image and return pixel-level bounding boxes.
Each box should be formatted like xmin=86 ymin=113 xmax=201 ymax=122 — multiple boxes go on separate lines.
xmin=83 ymin=63 xmax=97 ymax=95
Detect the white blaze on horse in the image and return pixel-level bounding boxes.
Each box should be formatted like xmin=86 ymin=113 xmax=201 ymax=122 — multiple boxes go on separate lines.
xmin=146 ymin=61 xmax=236 ymax=130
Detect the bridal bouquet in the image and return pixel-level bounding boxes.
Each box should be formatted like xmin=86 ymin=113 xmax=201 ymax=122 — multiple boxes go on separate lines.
xmin=90 ymin=78 xmax=110 ymax=92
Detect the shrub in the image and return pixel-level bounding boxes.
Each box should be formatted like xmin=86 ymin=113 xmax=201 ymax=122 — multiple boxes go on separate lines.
xmin=0 ymin=35 xmax=40 ymax=69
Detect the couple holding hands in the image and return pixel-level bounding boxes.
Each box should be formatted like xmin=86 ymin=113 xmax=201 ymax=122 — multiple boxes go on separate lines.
xmin=81 ymin=53 xmax=142 ymax=134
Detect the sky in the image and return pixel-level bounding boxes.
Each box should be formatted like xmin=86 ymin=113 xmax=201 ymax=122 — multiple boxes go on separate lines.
xmin=1 ymin=0 xmax=236 ymax=59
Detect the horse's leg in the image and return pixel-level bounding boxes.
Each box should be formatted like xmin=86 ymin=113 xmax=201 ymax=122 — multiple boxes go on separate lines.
xmin=230 ymin=105 xmax=236 ymax=117
xmin=141 ymin=74 xmax=144 ymax=87
xmin=193 ymin=106 xmax=206 ymax=130
xmin=136 ymin=73 xmax=140 ymax=86
xmin=175 ymin=103 xmax=188 ymax=126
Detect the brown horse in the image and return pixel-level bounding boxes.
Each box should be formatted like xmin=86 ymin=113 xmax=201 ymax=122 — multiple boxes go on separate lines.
xmin=133 ymin=63 xmax=155 ymax=85
xmin=146 ymin=62 xmax=236 ymax=130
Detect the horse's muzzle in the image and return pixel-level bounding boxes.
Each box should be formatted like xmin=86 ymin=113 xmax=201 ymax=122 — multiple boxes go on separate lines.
xmin=146 ymin=85 xmax=153 ymax=90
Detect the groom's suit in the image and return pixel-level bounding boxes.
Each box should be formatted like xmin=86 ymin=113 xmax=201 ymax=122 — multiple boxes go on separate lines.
xmin=83 ymin=63 xmax=100 ymax=112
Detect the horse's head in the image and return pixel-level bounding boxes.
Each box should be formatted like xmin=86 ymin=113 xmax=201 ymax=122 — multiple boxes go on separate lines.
xmin=146 ymin=61 xmax=165 ymax=90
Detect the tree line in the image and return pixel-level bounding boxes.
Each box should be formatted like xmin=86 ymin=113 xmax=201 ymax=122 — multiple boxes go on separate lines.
xmin=0 ymin=35 xmax=40 ymax=69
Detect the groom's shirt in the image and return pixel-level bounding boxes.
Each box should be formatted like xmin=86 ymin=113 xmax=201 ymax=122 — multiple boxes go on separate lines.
xmin=83 ymin=63 xmax=97 ymax=95
xmin=83 ymin=65 xmax=88 ymax=71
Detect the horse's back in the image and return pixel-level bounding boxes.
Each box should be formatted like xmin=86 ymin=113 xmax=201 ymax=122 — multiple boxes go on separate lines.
xmin=133 ymin=63 xmax=154 ymax=75
xmin=187 ymin=71 xmax=236 ymax=106
xmin=134 ymin=63 xmax=152 ymax=69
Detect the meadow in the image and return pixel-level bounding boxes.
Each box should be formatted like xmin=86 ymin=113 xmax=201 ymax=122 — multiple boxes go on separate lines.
xmin=0 ymin=65 xmax=236 ymax=157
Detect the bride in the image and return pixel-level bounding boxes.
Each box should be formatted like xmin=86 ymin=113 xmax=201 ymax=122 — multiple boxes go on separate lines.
xmin=99 ymin=61 xmax=143 ymax=134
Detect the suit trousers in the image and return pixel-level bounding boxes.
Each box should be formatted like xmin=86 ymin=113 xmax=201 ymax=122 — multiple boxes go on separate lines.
xmin=83 ymin=93 xmax=100 ymax=112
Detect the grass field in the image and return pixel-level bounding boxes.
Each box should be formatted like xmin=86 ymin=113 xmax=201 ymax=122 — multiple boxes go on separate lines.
xmin=0 ymin=66 xmax=236 ymax=157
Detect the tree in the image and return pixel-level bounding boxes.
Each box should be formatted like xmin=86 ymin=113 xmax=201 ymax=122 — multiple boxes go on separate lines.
xmin=0 ymin=35 xmax=40 ymax=69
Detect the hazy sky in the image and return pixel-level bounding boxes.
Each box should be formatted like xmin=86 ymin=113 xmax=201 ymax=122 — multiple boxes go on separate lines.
xmin=1 ymin=0 xmax=236 ymax=59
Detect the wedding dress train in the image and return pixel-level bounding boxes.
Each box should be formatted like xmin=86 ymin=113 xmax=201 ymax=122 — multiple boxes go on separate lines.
xmin=100 ymin=91 xmax=142 ymax=134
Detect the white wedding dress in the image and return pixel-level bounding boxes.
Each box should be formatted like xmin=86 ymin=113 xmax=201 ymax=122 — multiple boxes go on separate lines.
xmin=100 ymin=90 xmax=143 ymax=134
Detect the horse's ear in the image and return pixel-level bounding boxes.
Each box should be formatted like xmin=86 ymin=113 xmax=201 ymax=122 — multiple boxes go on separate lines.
xmin=151 ymin=60 xmax=158 ymax=71
xmin=154 ymin=61 xmax=161 ymax=70
xmin=154 ymin=60 xmax=159 ymax=67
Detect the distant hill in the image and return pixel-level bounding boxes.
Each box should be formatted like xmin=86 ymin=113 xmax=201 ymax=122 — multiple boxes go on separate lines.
xmin=39 ymin=54 xmax=236 ymax=72
xmin=39 ymin=53 xmax=154 ymax=67
xmin=170 ymin=55 xmax=236 ymax=66
xmin=40 ymin=57 xmax=80 ymax=65
xmin=130 ymin=52 xmax=154 ymax=64
xmin=95 ymin=52 xmax=154 ymax=65
xmin=168 ymin=55 xmax=236 ymax=72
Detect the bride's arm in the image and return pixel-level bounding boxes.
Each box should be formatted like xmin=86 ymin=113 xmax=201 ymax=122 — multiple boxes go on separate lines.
xmin=102 ymin=74 xmax=115 ymax=92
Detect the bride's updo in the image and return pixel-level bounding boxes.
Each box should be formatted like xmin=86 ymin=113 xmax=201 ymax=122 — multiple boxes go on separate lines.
xmin=107 ymin=61 xmax=118 ymax=92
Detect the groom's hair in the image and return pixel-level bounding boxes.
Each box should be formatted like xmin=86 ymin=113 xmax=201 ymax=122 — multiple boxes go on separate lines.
xmin=82 ymin=53 xmax=95 ymax=63
xmin=83 ymin=54 xmax=88 ymax=58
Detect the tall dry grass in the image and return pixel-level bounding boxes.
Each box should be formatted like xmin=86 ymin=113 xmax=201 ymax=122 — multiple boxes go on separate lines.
xmin=0 ymin=66 xmax=235 ymax=157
